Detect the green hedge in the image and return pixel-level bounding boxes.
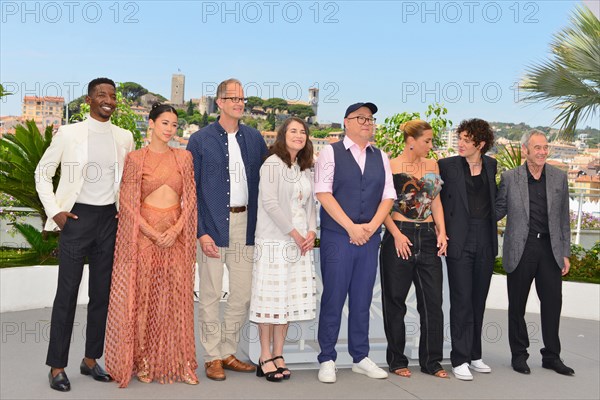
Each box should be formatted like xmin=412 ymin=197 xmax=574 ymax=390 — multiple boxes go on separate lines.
xmin=494 ymin=242 xmax=600 ymax=284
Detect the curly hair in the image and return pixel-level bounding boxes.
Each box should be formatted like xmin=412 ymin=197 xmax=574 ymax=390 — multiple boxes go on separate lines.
xmin=455 ymin=118 xmax=495 ymax=154
xmin=269 ymin=117 xmax=313 ymax=171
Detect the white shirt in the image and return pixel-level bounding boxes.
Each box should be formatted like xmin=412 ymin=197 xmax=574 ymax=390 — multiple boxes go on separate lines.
xmin=77 ymin=118 xmax=116 ymax=205
xmin=228 ymin=132 xmax=248 ymax=207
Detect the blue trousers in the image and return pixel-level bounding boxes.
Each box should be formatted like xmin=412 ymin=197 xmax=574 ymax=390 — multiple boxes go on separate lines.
xmin=317 ymin=229 xmax=381 ymax=363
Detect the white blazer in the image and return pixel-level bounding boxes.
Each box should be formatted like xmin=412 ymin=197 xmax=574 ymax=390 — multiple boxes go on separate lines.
xmin=35 ymin=118 xmax=134 ymax=231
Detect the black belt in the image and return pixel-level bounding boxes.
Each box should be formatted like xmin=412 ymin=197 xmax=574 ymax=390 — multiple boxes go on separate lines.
xmin=529 ymin=232 xmax=549 ymax=239
xmin=394 ymin=220 xmax=435 ymax=229
xmin=230 ymin=206 xmax=247 ymax=213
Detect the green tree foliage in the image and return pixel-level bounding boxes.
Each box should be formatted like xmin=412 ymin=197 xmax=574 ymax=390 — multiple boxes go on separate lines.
xmin=148 ymin=92 xmax=168 ymax=102
xmin=66 ymin=95 xmax=86 ymax=117
xmin=202 ymin=111 xmax=209 ymax=128
xmin=375 ymin=103 xmax=451 ymax=158
xmin=0 ymin=84 xmax=11 ymax=98
xmin=288 ymin=104 xmax=315 ymax=120
xmin=187 ymin=100 xmax=195 ymax=116
xmin=0 ymin=121 xmax=58 ymax=228
xmin=246 ymin=96 xmax=264 ymax=110
xmin=243 ymin=117 xmax=258 ymax=129
xmin=120 ymin=81 xmax=148 ymax=102
xmin=267 ymin=112 xmax=276 ymax=131
xmin=70 ymin=84 xmax=143 ymax=149
xmin=263 ymin=98 xmax=288 ymax=112
xmin=520 ymin=6 xmax=600 ymax=139
xmin=311 ymin=127 xmax=339 ymax=138
xmin=13 ymin=223 xmax=59 ymax=262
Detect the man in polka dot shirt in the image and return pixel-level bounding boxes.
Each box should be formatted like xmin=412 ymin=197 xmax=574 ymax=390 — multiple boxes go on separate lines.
xmin=187 ymin=78 xmax=268 ymax=381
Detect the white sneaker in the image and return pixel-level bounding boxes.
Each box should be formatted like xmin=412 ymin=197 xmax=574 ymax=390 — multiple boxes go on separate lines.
xmin=452 ymin=363 xmax=473 ymax=381
xmin=352 ymin=357 xmax=388 ymax=379
xmin=469 ymin=359 xmax=491 ymax=373
xmin=318 ymin=360 xmax=337 ymax=383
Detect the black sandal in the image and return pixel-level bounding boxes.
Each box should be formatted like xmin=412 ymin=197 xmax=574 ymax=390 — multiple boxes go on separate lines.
xmin=256 ymin=358 xmax=284 ymax=382
xmin=273 ymin=355 xmax=291 ymax=380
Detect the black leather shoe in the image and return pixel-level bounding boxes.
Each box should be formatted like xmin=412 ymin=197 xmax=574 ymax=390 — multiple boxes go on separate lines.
xmin=512 ymin=359 xmax=531 ymax=374
xmin=542 ymin=359 xmax=574 ymax=376
xmin=80 ymin=359 xmax=113 ymax=382
xmin=49 ymin=370 xmax=71 ymax=392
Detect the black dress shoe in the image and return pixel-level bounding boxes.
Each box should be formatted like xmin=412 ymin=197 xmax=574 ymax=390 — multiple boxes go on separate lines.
xmin=542 ymin=359 xmax=575 ymax=376
xmin=80 ymin=359 xmax=113 ymax=382
xmin=512 ymin=359 xmax=531 ymax=374
xmin=49 ymin=370 xmax=71 ymax=392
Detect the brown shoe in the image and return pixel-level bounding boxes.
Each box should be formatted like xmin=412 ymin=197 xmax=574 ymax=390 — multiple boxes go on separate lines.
xmin=204 ymin=360 xmax=226 ymax=381
xmin=222 ymin=355 xmax=256 ymax=373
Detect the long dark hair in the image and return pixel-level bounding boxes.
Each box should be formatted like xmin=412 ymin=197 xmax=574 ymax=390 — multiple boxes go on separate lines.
xmin=269 ymin=117 xmax=313 ymax=171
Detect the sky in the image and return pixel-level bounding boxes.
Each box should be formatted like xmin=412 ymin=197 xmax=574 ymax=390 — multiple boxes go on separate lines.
xmin=1 ymin=0 xmax=598 ymax=129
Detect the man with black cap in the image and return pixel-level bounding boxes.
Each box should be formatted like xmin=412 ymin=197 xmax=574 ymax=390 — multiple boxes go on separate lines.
xmin=314 ymin=102 xmax=395 ymax=383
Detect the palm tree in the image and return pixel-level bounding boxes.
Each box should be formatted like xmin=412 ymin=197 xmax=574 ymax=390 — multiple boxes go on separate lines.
xmin=0 ymin=84 xmax=11 ymax=98
xmin=0 ymin=120 xmax=58 ymax=228
xmin=520 ymin=6 xmax=600 ymax=139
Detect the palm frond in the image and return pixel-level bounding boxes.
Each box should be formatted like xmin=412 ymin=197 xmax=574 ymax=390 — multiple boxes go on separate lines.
xmin=0 ymin=120 xmax=58 ymax=225
xmin=520 ymin=6 xmax=600 ymax=139
xmin=13 ymin=223 xmax=59 ymax=260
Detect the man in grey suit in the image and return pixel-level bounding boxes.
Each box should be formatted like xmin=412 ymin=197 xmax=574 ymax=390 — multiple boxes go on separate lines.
xmin=496 ymin=129 xmax=574 ymax=376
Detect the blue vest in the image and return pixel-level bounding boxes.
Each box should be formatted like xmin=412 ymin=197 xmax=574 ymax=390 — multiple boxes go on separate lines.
xmin=320 ymin=141 xmax=386 ymax=236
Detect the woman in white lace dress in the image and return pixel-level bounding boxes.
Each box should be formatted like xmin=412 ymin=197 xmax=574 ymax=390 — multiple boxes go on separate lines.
xmin=249 ymin=117 xmax=317 ymax=382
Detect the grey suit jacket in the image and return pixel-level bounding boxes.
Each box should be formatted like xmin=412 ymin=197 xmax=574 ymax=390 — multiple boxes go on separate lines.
xmin=495 ymin=163 xmax=571 ymax=273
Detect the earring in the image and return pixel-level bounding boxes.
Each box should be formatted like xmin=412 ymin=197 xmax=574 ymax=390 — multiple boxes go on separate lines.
xmin=410 ymin=145 xmax=414 ymax=150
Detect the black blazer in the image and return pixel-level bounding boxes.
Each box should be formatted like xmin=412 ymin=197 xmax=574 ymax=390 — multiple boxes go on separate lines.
xmin=438 ymin=155 xmax=498 ymax=259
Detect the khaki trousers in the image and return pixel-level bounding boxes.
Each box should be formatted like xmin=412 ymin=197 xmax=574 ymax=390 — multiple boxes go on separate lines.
xmin=197 ymin=211 xmax=254 ymax=362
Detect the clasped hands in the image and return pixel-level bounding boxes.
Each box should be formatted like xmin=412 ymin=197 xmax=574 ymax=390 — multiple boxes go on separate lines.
xmin=146 ymin=227 xmax=178 ymax=248
xmin=348 ymin=223 xmax=376 ymax=246
xmin=291 ymin=229 xmax=316 ymax=256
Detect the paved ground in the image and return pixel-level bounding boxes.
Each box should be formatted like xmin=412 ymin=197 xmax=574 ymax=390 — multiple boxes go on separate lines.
xmin=1 ymin=307 xmax=598 ymax=400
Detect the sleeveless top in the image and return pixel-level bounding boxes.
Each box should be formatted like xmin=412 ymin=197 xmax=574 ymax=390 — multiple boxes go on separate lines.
xmin=141 ymin=149 xmax=183 ymax=201
xmin=392 ymin=172 xmax=443 ymax=220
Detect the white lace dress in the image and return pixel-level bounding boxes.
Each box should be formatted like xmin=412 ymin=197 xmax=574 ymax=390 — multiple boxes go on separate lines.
xmin=249 ymin=163 xmax=316 ymax=324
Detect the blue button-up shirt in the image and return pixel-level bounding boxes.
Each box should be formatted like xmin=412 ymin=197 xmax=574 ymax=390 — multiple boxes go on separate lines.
xmin=187 ymin=119 xmax=268 ymax=247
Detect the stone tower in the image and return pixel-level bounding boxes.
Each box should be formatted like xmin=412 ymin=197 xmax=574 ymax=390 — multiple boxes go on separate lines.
xmin=171 ymin=73 xmax=185 ymax=106
xmin=308 ymin=87 xmax=319 ymax=122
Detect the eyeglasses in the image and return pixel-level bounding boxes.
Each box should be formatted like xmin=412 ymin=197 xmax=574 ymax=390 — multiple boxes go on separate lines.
xmin=347 ymin=116 xmax=376 ymax=125
xmin=220 ymin=97 xmax=248 ymax=104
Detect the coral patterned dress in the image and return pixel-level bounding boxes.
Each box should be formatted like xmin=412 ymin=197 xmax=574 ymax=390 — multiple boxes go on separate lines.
xmin=105 ymin=147 xmax=197 ymax=387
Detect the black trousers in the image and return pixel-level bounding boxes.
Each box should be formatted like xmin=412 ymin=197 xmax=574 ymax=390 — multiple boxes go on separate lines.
xmin=446 ymin=219 xmax=494 ymax=367
xmin=46 ymin=203 xmax=118 ymax=368
xmin=507 ymin=234 xmax=562 ymax=363
xmin=380 ymin=221 xmax=444 ymax=374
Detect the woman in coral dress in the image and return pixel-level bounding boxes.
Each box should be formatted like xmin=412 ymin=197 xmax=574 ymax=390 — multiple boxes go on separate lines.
xmin=105 ymin=103 xmax=198 ymax=387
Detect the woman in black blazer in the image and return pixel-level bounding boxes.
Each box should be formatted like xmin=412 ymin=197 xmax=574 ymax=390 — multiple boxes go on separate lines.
xmin=438 ymin=119 xmax=497 ymax=381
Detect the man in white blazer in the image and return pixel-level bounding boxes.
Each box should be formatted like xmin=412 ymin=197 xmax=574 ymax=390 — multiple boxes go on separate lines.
xmin=35 ymin=78 xmax=134 ymax=391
